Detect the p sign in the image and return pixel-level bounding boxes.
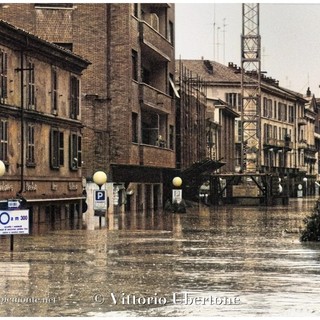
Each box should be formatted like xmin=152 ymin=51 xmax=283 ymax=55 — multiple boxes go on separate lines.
xmin=94 ymin=190 xmax=107 ymax=210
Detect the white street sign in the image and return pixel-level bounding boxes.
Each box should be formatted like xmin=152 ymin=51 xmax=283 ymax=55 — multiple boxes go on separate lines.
xmin=172 ymin=189 xmax=182 ymax=204
xmin=0 ymin=210 xmax=29 ymax=235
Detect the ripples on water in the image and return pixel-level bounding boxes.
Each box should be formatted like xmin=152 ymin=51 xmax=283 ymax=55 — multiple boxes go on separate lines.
xmin=0 ymin=198 xmax=320 ymax=316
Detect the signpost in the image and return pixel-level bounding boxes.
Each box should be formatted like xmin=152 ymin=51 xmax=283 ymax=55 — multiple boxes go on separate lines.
xmin=0 ymin=209 xmax=29 ymax=235
xmin=93 ymin=190 xmax=107 ymax=210
xmin=0 ymin=208 xmax=29 ymax=251
xmin=172 ymin=189 xmax=182 ymax=204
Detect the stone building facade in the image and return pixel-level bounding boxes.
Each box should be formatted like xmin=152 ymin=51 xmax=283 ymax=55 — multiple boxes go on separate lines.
xmin=0 ymin=19 xmax=89 ymax=232
xmin=179 ymin=60 xmax=313 ymax=197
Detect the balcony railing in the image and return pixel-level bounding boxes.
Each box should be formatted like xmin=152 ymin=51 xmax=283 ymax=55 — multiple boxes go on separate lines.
xmin=306 ymin=144 xmax=317 ymax=152
xmin=264 ymin=138 xmax=293 ymax=150
xmin=139 ymin=83 xmax=172 ymax=113
xmin=139 ymin=144 xmax=175 ymax=168
xmin=298 ymin=140 xmax=307 ymax=149
xmin=139 ymin=21 xmax=173 ymax=61
xmin=297 ymin=117 xmax=307 ymax=126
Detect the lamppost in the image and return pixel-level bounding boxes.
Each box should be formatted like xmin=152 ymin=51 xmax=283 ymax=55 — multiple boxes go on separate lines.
xmin=93 ymin=171 xmax=107 ymax=190
xmin=303 ymin=177 xmax=308 ymax=197
xmin=0 ymin=160 xmax=5 ymax=177
xmin=172 ymin=176 xmax=186 ymax=213
xmin=92 ymin=170 xmax=107 ymax=228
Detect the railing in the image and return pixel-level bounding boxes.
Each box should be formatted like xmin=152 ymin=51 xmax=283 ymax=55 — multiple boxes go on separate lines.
xmin=139 ymin=83 xmax=172 ymax=113
xmin=298 ymin=140 xmax=308 ymax=149
xmin=297 ymin=117 xmax=307 ymax=125
xmin=264 ymin=137 xmax=293 ymax=149
xmin=139 ymin=144 xmax=175 ymax=168
xmin=139 ymin=21 xmax=173 ymax=60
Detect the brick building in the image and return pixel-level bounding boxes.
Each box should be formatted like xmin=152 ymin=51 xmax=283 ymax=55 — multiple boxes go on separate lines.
xmin=0 ymin=19 xmax=89 ymax=231
xmin=0 ymin=3 xmax=176 ymax=213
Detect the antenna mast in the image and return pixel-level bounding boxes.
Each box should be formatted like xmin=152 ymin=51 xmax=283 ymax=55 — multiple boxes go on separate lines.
xmin=240 ymin=3 xmax=261 ymax=173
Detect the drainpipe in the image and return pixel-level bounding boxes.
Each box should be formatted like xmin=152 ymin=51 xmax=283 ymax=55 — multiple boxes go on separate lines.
xmin=17 ymin=50 xmax=25 ymax=196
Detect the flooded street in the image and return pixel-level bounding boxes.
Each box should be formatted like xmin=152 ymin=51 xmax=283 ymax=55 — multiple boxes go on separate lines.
xmin=1 ymin=198 xmax=320 ymax=317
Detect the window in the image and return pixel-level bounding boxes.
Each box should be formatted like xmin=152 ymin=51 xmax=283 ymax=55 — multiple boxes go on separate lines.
xmin=278 ymin=102 xmax=287 ymax=122
xmin=52 ymin=67 xmax=58 ymax=114
xmin=132 ymin=112 xmax=138 ymax=143
xmin=263 ymin=97 xmax=268 ymax=117
xmin=226 ymin=93 xmax=241 ymax=111
xmin=0 ymin=50 xmax=8 ymax=102
xmin=169 ymin=125 xmax=174 ymax=149
xmin=131 ymin=50 xmax=138 ymax=81
xmin=168 ymin=21 xmax=174 ymax=44
xmin=288 ymin=105 xmax=294 ymax=123
xmin=26 ymin=124 xmax=35 ymax=165
xmin=141 ymin=111 xmax=167 ymax=147
xmin=50 ymin=128 xmax=64 ymax=169
xmin=70 ymin=133 xmax=82 ymax=170
xmin=70 ymin=76 xmax=80 ymax=119
xmin=27 ymin=62 xmax=35 ymax=109
xmin=150 ymin=13 xmax=159 ymax=31
xmin=267 ymin=99 xmax=272 ymax=118
xmin=0 ymin=119 xmax=8 ymax=163
xmin=273 ymin=126 xmax=277 ymax=139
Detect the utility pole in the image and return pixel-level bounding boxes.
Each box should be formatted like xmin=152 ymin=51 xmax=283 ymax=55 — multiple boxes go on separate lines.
xmin=240 ymin=3 xmax=261 ymax=173
xmin=222 ymin=18 xmax=227 ymax=65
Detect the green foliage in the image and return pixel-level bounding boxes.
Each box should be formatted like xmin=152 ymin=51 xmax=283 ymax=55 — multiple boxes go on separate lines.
xmin=300 ymin=200 xmax=320 ymax=242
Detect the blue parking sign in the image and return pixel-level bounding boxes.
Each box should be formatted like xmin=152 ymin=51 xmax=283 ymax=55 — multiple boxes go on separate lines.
xmin=94 ymin=190 xmax=107 ymax=210
xmin=95 ymin=190 xmax=106 ymax=201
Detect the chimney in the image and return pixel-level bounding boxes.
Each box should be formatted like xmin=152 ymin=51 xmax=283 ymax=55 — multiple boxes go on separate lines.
xmin=307 ymin=87 xmax=311 ymax=97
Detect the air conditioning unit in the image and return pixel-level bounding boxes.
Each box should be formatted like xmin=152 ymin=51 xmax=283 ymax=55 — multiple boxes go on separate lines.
xmin=150 ymin=13 xmax=159 ymax=32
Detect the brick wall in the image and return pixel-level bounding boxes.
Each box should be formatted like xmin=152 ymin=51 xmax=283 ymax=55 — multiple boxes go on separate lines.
xmin=0 ymin=3 xmax=177 ymax=180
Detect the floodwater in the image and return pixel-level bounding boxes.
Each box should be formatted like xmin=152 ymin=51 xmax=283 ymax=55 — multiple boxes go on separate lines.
xmin=1 ymin=198 xmax=320 ymax=317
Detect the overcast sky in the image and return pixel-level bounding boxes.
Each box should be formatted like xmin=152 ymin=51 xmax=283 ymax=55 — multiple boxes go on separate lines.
xmin=175 ymin=2 xmax=320 ymax=96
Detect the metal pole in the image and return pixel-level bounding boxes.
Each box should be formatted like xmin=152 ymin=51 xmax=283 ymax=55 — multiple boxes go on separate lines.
xmin=19 ymin=50 xmax=25 ymax=194
xmin=10 ymin=234 xmax=14 ymax=252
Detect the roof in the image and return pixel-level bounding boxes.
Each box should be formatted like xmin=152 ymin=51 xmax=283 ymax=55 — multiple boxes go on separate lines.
xmin=177 ymin=59 xmax=241 ymax=84
xmin=0 ymin=19 xmax=91 ymax=72
xmin=181 ymin=158 xmax=225 ymax=178
xmin=177 ymin=59 xmax=307 ymax=102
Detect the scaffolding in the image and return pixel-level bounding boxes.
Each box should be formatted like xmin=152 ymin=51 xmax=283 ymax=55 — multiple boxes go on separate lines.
xmin=240 ymin=3 xmax=261 ymax=173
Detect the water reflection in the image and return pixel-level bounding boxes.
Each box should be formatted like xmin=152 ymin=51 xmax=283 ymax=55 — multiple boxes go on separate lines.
xmin=0 ymin=198 xmax=320 ymax=316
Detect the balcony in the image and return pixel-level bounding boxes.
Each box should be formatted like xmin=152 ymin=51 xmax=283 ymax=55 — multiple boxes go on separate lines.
xmin=139 ymin=83 xmax=172 ymax=113
xmin=263 ymin=137 xmax=278 ymax=147
xmin=298 ymin=140 xmax=307 ymax=149
xmin=277 ymin=139 xmax=293 ymax=150
xmin=139 ymin=144 xmax=175 ymax=168
xmin=306 ymin=144 xmax=317 ymax=152
xmin=264 ymin=138 xmax=293 ymax=150
xmin=139 ymin=21 xmax=173 ymax=61
xmin=297 ymin=117 xmax=307 ymax=126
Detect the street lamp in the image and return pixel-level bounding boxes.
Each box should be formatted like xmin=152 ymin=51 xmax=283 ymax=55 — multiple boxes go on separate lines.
xmin=172 ymin=176 xmax=186 ymax=213
xmin=303 ymin=177 xmax=308 ymax=196
xmin=0 ymin=160 xmax=5 ymax=177
xmin=93 ymin=171 xmax=107 ymax=189
xmin=172 ymin=177 xmax=183 ymax=204
xmin=92 ymin=170 xmax=107 ymax=228
xmin=172 ymin=176 xmax=182 ymax=188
